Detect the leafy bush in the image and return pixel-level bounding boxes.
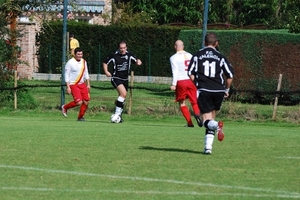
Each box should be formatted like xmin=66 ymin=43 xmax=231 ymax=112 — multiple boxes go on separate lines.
xmin=0 ymin=68 xmax=37 ymax=109
xmin=289 ymin=16 xmax=300 ymax=34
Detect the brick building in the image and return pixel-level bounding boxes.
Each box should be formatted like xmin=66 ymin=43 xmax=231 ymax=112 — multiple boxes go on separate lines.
xmin=17 ymin=0 xmax=112 ymax=79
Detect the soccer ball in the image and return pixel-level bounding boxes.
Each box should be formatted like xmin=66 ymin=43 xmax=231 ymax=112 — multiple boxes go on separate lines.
xmin=110 ymin=114 xmax=121 ymax=123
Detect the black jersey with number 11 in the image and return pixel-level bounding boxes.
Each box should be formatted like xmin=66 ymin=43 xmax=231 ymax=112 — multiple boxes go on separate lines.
xmin=187 ymin=47 xmax=234 ymax=92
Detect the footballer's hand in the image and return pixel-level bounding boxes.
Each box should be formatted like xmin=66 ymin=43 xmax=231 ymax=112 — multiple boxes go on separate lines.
xmin=224 ymin=88 xmax=230 ymax=98
xmin=136 ymin=59 xmax=142 ymax=65
xmin=66 ymin=87 xmax=71 ymax=95
xmin=170 ymin=85 xmax=176 ymax=91
xmin=105 ymin=72 xmax=111 ymax=77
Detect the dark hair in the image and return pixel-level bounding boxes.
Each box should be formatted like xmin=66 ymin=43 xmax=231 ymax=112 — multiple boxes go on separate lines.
xmin=205 ymin=32 xmax=218 ymax=46
xmin=74 ymin=47 xmax=83 ymax=54
xmin=119 ymin=41 xmax=127 ymax=47
xmin=69 ymin=33 xmax=74 ymax=38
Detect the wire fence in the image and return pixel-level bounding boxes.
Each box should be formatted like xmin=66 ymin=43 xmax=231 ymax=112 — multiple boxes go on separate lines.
xmin=1 ymin=82 xmax=300 ymax=105
xmin=1 ymin=84 xmax=300 ymax=94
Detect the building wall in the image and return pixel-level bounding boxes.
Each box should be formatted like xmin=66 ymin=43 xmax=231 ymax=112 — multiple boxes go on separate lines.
xmin=17 ymin=0 xmax=112 ymax=79
xmin=17 ymin=21 xmax=39 ymax=79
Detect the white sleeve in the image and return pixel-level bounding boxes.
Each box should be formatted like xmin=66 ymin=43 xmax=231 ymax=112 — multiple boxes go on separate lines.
xmin=64 ymin=60 xmax=71 ymax=83
xmin=170 ymin=56 xmax=178 ymax=86
xmin=84 ymin=60 xmax=89 ymax=80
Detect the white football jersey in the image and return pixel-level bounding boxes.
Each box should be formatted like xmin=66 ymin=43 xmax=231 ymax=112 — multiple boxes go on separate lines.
xmin=170 ymin=50 xmax=192 ymax=86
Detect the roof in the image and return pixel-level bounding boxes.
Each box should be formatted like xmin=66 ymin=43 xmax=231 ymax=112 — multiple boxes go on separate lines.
xmin=23 ymin=1 xmax=105 ymax=13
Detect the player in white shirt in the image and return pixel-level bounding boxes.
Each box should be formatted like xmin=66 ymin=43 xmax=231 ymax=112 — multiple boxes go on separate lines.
xmin=170 ymin=40 xmax=202 ymax=127
xmin=61 ymin=47 xmax=90 ymax=121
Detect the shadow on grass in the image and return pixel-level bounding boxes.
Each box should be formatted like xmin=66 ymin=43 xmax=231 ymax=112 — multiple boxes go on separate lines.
xmin=139 ymin=146 xmax=203 ymax=154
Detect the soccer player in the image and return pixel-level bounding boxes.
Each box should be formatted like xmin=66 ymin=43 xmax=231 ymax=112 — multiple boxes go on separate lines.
xmin=188 ymin=32 xmax=234 ymax=154
xmin=170 ymin=40 xmax=202 ymax=127
xmin=103 ymin=41 xmax=142 ymax=122
xmin=69 ymin=33 xmax=79 ymax=57
xmin=61 ymin=47 xmax=90 ymax=121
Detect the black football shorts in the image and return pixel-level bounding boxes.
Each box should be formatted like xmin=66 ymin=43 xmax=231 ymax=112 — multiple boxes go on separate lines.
xmin=111 ymin=77 xmax=129 ymax=91
xmin=197 ymin=91 xmax=224 ymax=114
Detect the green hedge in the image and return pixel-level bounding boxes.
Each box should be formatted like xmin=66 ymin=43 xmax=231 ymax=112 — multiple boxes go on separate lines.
xmin=37 ymin=23 xmax=300 ymax=105
xmin=180 ymin=29 xmax=300 ymax=105
xmin=37 ymin=21 xmax=183 ymax=76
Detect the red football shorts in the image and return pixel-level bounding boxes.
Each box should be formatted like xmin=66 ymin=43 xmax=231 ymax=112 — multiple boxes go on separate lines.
xmin=175 ymin=79 xmax=197 ymax=103
xmin=70 ymin=83 xmax=90 ymax=103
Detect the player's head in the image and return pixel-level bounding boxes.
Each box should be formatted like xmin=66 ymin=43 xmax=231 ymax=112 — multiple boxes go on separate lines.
xmin=204 ymin=32 xmax=219 ymax=47
xmin=69 ymin=33 xmax=74 ymax=39
xmin=174 ymin=40 xmax=184 ymax=52
xmin=119 ymin=41 xmax=127 ymax=55
xmin=74 ymin=47 xmax=83 ymax=61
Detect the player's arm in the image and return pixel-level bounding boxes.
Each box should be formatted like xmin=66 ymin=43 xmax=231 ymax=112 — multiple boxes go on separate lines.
xmin=224 ymin=78 xmax=233 ymax=98
xmin=170 ymin=57 xmax=178 ymax=91
xmin=84 ymin=60 xmax=90 ymax=90
xmin=64 ymin=62 xmax=71 ymax=94
xmin=85 ymin=79 xmax=90 ymax=91
xmin=131 ymin=53 xmax=142 ymax=65
xmin=221 ymin=57 xmax=234 ymax=97
xmin=136 ymin=59 xmax=142 ymax=65
xmin=189 ymin=75 xmax=195 ymax=82
xmin=103 ymin=63 xmax=111 ymax=77
xmin=187 ymin=56 xmax=196 ymax=82
xmin=103 ymin=56 xmax=112 ymax=77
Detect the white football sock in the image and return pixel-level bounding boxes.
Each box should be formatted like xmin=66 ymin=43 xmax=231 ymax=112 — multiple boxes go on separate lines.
xmin=204 ymin=134 xmax=215 ymax=150
xmin=115 ymin=107 xmax=123 ymax=116
xmin=115 ymin=96 xmax=125 ymax=116
xmin=117 ymin=96 xmax=125 ymax=102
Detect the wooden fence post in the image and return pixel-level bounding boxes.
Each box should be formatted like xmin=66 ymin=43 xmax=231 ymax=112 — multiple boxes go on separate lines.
xmin=14 ymin=70 xmax=18 ymax=109
xmin=272 ymin=74 xmax=283 ymax=119
xmin=128 ymin=71 xmax=134 ymax=115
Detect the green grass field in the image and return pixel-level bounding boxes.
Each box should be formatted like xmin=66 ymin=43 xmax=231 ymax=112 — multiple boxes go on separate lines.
xmin=0 ymin=80 xmax=299 ymax=199
xmin=0 ymin=113 xmax=299 ymax=200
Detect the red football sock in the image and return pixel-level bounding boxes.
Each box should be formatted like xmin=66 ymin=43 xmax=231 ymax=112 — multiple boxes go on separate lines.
xmin=64 ymin=101 xmax=77 ymax=110
xmin=192 ymin=103 xmax=200 ymax=116
xmin=78 ymin=104 xmax=88 ymax=119
xmin=180 ymin=106 xmax=193 ymax=126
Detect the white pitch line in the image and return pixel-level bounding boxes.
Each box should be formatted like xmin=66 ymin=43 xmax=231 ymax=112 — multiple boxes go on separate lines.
xmin=0 ymin=164 xmax=299 ymax=196
xmin=2 ymin=186 xmax=300 ymax=199
xmin=276 ymin=156 xmax=300 ymax=160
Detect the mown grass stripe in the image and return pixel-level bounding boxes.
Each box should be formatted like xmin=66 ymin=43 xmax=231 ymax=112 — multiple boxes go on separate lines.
xmin=1 ymin=187 xmax=300 ymax=199
xmin=0 ymin=164 xmax=299 ymax=196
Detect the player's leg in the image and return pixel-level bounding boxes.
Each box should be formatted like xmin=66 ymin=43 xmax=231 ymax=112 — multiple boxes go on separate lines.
xmin=115 ymin=83 xmax=127 ymax=117
xmin=77 ymin=84 xmax=90 ymax=121
xmin=111 ymin=79 xmax=127 ymax=119
xmin=176 ymin=80 xmax=193 ymax=127
xmin=202 ymin=112 xmax=216 ymax=154
xmin=203 ymin=111 xmax=218 ymax=130
xmin=209 ymin=92 xmax=225 ymax=141
xmin=187 ymin=82 xmax=202 ymax=127
xmin=61 ymin=85 xmax=80 ymax=117
xmin=179 ymin=100 xmax=194 ymax=127
xmin=201 ymin=92 xmax=225 ymax=153
xmin=198 ymin=91 xmax=221 ymax=154
xmin=202 ymin=110 xmax=224 ymax=154
xmin=202 ymin=92 xmax=224 ymax=130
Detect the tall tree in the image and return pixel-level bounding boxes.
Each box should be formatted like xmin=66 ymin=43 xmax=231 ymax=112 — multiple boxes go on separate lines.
xmin=0 ymin=0 xmax=60 ymax=70
xmin=129 ymin=0 xmax=203 ymax=25
xmin=120 ymin=0 xmax=299 ymax=30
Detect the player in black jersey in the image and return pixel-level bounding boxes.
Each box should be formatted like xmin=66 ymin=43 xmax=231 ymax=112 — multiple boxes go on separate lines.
xmin=103 ymin=41 xmax=142 ymax=122
xmin=188 ymin=32 xmax=234 ymax=154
